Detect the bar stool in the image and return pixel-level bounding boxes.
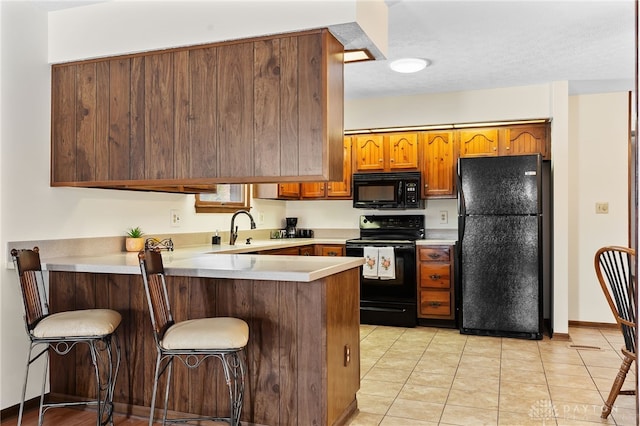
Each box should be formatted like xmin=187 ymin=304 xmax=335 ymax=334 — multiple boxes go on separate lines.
xmin=138 ymin=249 xmax=248 ymax=426
xmin=10 ymin=247 xmax=121 ymax=426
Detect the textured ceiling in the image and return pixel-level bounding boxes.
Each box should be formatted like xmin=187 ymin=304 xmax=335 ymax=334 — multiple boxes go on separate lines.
xmin=344 ymin=0 xmax=636 ymax=99
xmin=32 ymin=0 xmax=636 ymax=100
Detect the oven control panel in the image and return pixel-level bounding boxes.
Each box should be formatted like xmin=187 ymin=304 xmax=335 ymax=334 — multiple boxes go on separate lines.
xmin=360 ymin=214 xmax=424 ymax=230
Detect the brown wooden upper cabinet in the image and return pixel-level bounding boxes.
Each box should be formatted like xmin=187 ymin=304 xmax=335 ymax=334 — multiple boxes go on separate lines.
xmin=277 ymin=183 xmax=302 ymax=199
xmin=459 ymin=124 xmax=550 ymax=160
xmin=301 ymin=136 xmax=352 ymax=199
xmin=458 ymin=128 xmax=500 ymax=158
xmin=502 ymin=124 xmax=549 ymax=159
xmin=50 ymin=29 xmax=344 ymax=193
xmin=354 ymin=133 xmax=419 ymax=172
xmin=256 ymin=136 xmax=352 ymax=200
xmin=421 ymin=130 xmax=456 ymax=197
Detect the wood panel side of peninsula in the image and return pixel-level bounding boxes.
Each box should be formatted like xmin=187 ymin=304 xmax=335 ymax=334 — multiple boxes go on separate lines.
xmin=48 ymin=268 xmax=360 ymax=426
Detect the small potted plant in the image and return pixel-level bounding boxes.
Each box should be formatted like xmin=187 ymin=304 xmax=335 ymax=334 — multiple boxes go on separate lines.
xmin=125 ymin=226 xmax=145 ymax=252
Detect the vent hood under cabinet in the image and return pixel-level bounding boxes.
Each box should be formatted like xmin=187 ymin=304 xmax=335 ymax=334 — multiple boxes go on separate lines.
xmin=50 ymin=29 xmax=344 ymax=194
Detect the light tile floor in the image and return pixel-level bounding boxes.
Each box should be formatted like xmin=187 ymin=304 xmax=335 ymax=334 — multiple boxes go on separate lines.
xmin=348 ymin=325 xmax=637 ymax=426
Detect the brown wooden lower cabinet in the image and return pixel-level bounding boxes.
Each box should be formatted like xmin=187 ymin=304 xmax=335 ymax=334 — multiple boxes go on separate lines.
xmin=258 ymin=244 xmax=345 ymax=257
xmin=48 ymin=269 xmax=360 ymax=426
xmin=417 ymin=245 xmax=456 ymax=324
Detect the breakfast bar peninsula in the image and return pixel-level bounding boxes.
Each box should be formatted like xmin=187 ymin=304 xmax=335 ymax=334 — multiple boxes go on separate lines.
xmin=41 ymin=248 xmax=363 ymax=426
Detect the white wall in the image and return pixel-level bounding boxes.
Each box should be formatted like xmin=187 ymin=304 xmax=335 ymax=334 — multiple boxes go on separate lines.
xmin=1 ymin=1 xmax=50 ymax=408
xmin=569 ymin=92 xmax=630 ymax=323
xmin=47 ymin=0 xmax=386 ymax=63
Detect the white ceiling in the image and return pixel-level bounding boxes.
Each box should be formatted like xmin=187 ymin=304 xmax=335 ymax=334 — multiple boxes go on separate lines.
xmin=32 ymin=0 xmax=636 ymax=100
xmin=345 ymin=0 xmax=636 ymax=99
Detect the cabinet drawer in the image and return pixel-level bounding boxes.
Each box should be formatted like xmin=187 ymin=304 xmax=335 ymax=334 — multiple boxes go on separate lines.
xmin=419 ymin=264 xmax=450 ymax=288
xmin=419 ymin=291 xmax=451 ymax=316
xmin=315 ymin=244 xmax=345 ymax=257
xmin=419 ymin=247 xmax=450 ymax=262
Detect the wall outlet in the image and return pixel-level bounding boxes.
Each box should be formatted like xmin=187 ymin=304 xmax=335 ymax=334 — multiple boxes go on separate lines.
xmin=258 ymin=211 xmax=265 ymax=225
xmin=439 ymin=211 xmax=448 ymax=224
xmin=595 ymin=202 xmax=609 ymax=214
xmin=170 ymin=209 xmax=181 ymax=227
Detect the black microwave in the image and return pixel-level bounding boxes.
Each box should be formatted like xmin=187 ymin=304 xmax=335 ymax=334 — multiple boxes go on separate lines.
xmin=352 ymin=172 xmax=424 ymax=209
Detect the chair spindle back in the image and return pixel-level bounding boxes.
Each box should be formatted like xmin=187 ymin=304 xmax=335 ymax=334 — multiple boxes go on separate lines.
xmin=594 ymin=246 xmax=637 ymax=354
xmin=10 ymin=247 xmax=49 ymax=331
xmin=138 ymin=250 xmax=174 ymax=342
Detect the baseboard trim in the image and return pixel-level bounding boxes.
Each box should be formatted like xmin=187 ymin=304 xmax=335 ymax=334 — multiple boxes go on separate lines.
xmin=0 ymin=396 xmax=40 ymax=421
xmin=569 ymin=320 xmax=619 ymax=329
xmin=551 ymin=332 xmax=570 ymax=341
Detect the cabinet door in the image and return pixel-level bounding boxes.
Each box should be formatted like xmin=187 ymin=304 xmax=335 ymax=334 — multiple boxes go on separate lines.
xmin=458 ymin=128 xmax=499 ymax=157
xmin=422 ymin=131 xmax=455 ymax=197
xmin=388 ymin=133 xmax=419 ymax=170
xmin=354 ymin=134 xmax=385 ymax=171
xmin=278 ymin=183 xmax=301 ymax=199
xmin=301 ymin=182 xmax=326 ymax=198
xmin=52 ymin=59 xmax=135 ymax=183
xmin=504 ymin=124 xmax=549 ymax=159
xmin=186 ymin=47 xmax=219 ymax=179
xmin=217 ymin=41 xmax=254 ymax=178
xmin=327 ymin=137 xmax=352 ymax=198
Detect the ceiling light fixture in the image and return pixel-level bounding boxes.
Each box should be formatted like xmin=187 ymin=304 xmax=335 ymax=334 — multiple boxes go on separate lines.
xmin=344 ymin=49 xmax=374 ymax=64
xmin=389 ymin=58 xmax=428 ymax=73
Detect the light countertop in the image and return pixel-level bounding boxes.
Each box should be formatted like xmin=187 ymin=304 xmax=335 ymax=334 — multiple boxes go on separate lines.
xmin=25 ymin=234 xmax=457 ymax=282
xmin=41 ymin=239 xmax=363 ymax=283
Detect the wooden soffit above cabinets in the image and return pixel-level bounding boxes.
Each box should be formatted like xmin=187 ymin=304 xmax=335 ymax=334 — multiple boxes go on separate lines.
xmin=50 ymin=29 xmax=346 ymax=194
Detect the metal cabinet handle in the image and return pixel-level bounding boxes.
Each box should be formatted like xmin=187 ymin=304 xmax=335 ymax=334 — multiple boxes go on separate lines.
xmin=428 ymin=301 xmax=442 ymax=307
xmin=428 ymin=253 xmax=441 ymax=259
xmin=378 ymin=158 xmax=383 ymax=162
xmin=429 ymin=274 xmax=442 ymax=280
xmin=390 ymin=158 xmax=395 ymax=162
xmin=327 ymin=251 xmax=338 ymax=256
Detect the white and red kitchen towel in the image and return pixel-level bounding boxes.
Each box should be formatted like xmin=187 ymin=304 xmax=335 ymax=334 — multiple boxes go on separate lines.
xmin=363 ymin=247 xmax=396 ymax=279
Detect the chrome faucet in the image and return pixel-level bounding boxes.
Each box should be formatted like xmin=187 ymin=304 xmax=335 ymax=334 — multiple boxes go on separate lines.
xmin=229 ymin=210 xmax=256 ymax=245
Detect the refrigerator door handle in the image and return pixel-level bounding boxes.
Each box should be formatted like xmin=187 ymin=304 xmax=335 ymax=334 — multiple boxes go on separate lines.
xmin=457 ymin=169 xmax=466 ymax=241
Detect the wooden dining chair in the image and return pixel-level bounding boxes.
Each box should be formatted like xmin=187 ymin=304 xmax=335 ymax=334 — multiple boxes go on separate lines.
xmin=594 ymin=246 xmax=637 ymax=419
xmin=11 ymin=247 xmax=121 ymax=426
xmin=138 ymin=249 xmax=249 ymax=426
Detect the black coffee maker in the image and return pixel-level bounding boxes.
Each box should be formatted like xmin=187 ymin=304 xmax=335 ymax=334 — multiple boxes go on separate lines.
xmin=285 ymin=217 xmax=298 ymax=238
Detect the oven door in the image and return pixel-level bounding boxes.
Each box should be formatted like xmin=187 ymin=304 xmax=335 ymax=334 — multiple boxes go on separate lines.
xmin=346 ymin=241 xmax=417 ymax=327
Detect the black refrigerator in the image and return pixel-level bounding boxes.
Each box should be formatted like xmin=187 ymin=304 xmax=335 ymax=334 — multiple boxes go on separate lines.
xmin=458 ymin=154 xmax=551 ymax=340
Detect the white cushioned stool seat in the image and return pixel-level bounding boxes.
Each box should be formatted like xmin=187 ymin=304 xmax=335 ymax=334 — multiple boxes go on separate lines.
xmin=161 ymin=317 xmax=249 ymax=350
xmin=33 ymin=309 xmax=122 ymax=338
